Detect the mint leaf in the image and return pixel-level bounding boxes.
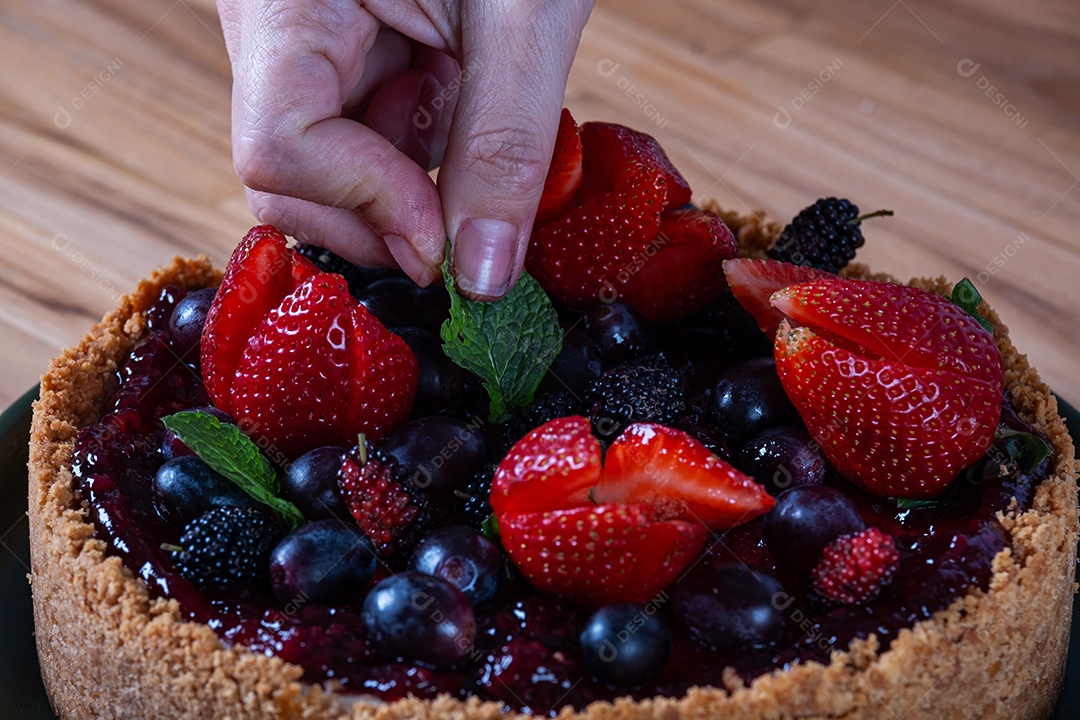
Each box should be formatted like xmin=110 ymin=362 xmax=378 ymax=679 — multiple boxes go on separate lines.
xmin=895 ymin=497 xmax=945 ymax=510
xmin=440 ymin=251 xmax=562 ymax=422
xmin=950 ymin=278 xmax=994 ymax=333
xmin=992 ymin=427 xmax=1053 ymax=474
xmin=161 ymin=410 xmax=305 ymax=529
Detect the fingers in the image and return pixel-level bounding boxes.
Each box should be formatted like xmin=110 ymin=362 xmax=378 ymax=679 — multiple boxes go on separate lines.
xmin=440 ymin=0 xmax=594 ymax=300
xmin=227 ymin=0 xmax=446 ymax=281
xmin=363 ymin=69 xmax=442 ymax=169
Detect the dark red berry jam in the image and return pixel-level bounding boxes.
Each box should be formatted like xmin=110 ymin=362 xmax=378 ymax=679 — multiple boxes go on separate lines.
xmin=69 ymin=286 xmax=1050 ymax=716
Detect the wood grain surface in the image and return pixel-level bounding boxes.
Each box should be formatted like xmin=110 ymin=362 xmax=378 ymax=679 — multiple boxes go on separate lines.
xmin=1 ymin=0 xmax=1077 ymax=410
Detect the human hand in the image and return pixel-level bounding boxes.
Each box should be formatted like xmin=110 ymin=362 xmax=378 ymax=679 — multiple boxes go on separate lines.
xmin=217 ymin=0 xmax=594 ymax=300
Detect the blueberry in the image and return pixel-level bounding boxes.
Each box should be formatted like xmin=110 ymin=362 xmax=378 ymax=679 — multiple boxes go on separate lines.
xmin=763 ymin=485 xmax=865 ymax=574
xmin=357 ymin=278 xmax=450 ymax=334
xmin=382 ymin=417 xmax=489 ymax=523
xmin=168 ymin=287 xmax=217 ymax=360
xmin=269 ymin=519 xmax=377 ymax=605
xmin=152 ymin=455 xmax=260 ymax=525
xmin=739 ymin=425 xmax=826 ymax=495
xmin=538 ymin=325 xmax=603 ymax=396
xmin=409 ymin=526 xmax=503 ymax=605
xmin=579 ymin=602 xmax=671 ymax=688
xmin=391 ymin=327 xmax=469 ymax=416
xmin=582 ymin=302 xmax=654 ymax=366
xmin=281 ymin=446 xmax=348 ymax=520
xmin=708 ymin=357 xmax=798 ymax=445
xmin=672 ymin=564 xmax=786 ymax=652
xmin=362 ymin=572 xmax=477 ymax=668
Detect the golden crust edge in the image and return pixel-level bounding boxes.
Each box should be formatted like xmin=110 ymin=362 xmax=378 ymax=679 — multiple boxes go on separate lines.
xmin=27 ymin=219 xmax=1078 ymax=719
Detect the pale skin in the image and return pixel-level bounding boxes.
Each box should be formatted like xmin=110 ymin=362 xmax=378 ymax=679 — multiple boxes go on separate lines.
xmin=217 ymin=0 xmax=594 ymax=300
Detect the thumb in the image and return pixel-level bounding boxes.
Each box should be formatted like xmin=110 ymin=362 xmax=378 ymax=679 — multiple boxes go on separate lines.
xmin=440 ymin=1 xmax=591 ymax=300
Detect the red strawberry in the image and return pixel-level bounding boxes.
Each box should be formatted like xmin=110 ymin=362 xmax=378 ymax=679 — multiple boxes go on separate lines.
xmin=527 ymin=112 xmax=733 ymax=322
xmin=535 ymin=109 xmax=583 ymax=227
xmin=578 ymin=121 xmax=691 ymax=206
xmin=499 ymin=504 xmax=706 ymax=607
xmin=722 ymin=258 xmax=832 ymax=338
xmin=201 ymin=225 xmax=319 ymax=405
xmin=811 ymin=527 xmax=900 ymax=605
xmin=204 ymin=228 xmax=418 ymax=459
xmin=492 ymin=416 xmax=770 ymax=606
xmin=595 ymin=423 xmax=774 ymax=529
xmin=618 ymin=208 xmax=738 ymax=322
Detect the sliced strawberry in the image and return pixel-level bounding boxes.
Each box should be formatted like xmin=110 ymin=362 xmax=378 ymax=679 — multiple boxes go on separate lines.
xmin=526 ymin=163 xmax=666 ymax=310
xmin=224 ymin=264 xmax=417 ymax=459
xmin=772 ymin=279 xmax=1003 ymax=386
xmin=596 ymin=423 xmax=773 ymax=529
xmin=578 ymin=121 xmax=691 ymax=207
xmin=722 ymin=258 xmax=832 ymax=338
xmin=490 ymin=415 xmax=600 ymax=517
xmin=201 ymin=225 xmax=318 ymax=408
xmin=618 ymin=208 xmax=739 ymax=322
xmin=346 ymin=304 xmax=421 ymax=441
xmin=498 ymin=504 xmax=707 ymax=607
xmin=775 ymin=320 xmax=1001 ymax=498
xmin=535 ymin=109 xmax=583 ymax=227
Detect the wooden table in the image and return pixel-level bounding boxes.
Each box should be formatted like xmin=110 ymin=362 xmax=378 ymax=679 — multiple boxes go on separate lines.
xmin=1 ymin=0 xmax=1077 ymax=410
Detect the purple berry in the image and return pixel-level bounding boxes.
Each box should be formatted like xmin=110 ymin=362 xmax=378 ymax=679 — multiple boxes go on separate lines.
xmin=580 ymin=602 xmax=671 ymax=688
xmin=357 ymin=278 xmax=450 ymax=334
xmin=739 ymin=426 xmax=826 ymax=495
xmin=281 ymin=446 xmax=348 ymax=520
xmin=391 ymin=327 xmax=469 ymax=416
xmin=383 ymin=416 xmax=489 ymax=523
xmin=362 ymin=572 xmax=477 ymax=668
xmin=409 ymin=526 xmax=504 ymax=605
xmin=582 ymin=302 xmax=654 ymax=366
xmin=269 ymin=519 xmax=377 ymax=605
xmin=763 ymin=485 xmax=866 ymax=574
xmin=167 ymin=287 xmax=217 ymax=359
xmin=539 ymin=325 xmax=603 ymax=396
xmin=672 ymin=564 xmax=786 ymax=652
xmin=152 ymin=455 xmax=261 ymax=525
xmin=708 ymin=357 xmax=798 ymax=445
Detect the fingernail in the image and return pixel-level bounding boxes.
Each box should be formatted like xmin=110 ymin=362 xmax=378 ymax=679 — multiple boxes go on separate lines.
xmin=385 ymin=234 xmax=437 ymax=287
xmin=453 ymin=218 xmax=517 ymax=299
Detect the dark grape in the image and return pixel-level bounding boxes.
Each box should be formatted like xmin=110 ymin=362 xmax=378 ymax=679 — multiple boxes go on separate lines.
xmin=538 ymin=325 xmax=603 ymax=396
xmin=281 ymin=446 xmax=348 ymax=520
xmin=269 ymin=519 xmax=377 ymax=605
xmin=739 ymin=425 xmax=826 ymax=495
xmin=168 ymin=287 xmax=217 ymax=360
xmin=409 ymin=526 xmax=504 ymax=605
xmin=579 ymin=603 xmax=671 ymax=688
xmin=391 ymin=326 xmax=469 ymax=416
xmin=582 ymin=302 xmax=654 ymax=366
xmin=763 ymin=485 xmax=865 ymax=574
xmin=708 ymin=357 xmax=798 ymax=445
xmin=357 ymin=278 xmax=450 ymax=334
xmin=672 ymin=564 xmax=786 ymax=652
xmin=152 ymin=456 xmax=261 ymax=525
xmin=362 ymin=572 xmax=477 ymax=668
xmin=383 ymin=416 xmax=489 ymax=523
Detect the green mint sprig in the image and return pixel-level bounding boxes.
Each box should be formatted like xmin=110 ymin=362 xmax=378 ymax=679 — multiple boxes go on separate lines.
xmin=440 ymin=250 xmax=562 ymax=423
xmin=950 ymin=278 xmax=995 ymax=333
xmin=161 ymin=410 xmax=305 ymax=529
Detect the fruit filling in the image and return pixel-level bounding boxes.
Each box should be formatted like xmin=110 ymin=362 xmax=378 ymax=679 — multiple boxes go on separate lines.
xmin=68 ymin=111 xmax=1054 ymax=715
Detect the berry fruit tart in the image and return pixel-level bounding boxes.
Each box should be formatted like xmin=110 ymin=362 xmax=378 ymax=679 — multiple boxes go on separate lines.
xmin=29 ymin=110 xmax=1077 ymax=719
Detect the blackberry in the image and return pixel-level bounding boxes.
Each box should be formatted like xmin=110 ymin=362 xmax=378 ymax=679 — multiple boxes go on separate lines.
xmin=587 ymin=355 xmax=685 ymax=439
xmin=339 ymin=437 xmax=432 ymax=560
xmin=166 ymin=506 xmax=283 ymax=588
xmin=768 ymin=197 xmax=892 ymax=274
xmin=500 ymin=390 xmax=579 ymax=452
xmin=459 ymin=463 xmax=496 ymax=530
